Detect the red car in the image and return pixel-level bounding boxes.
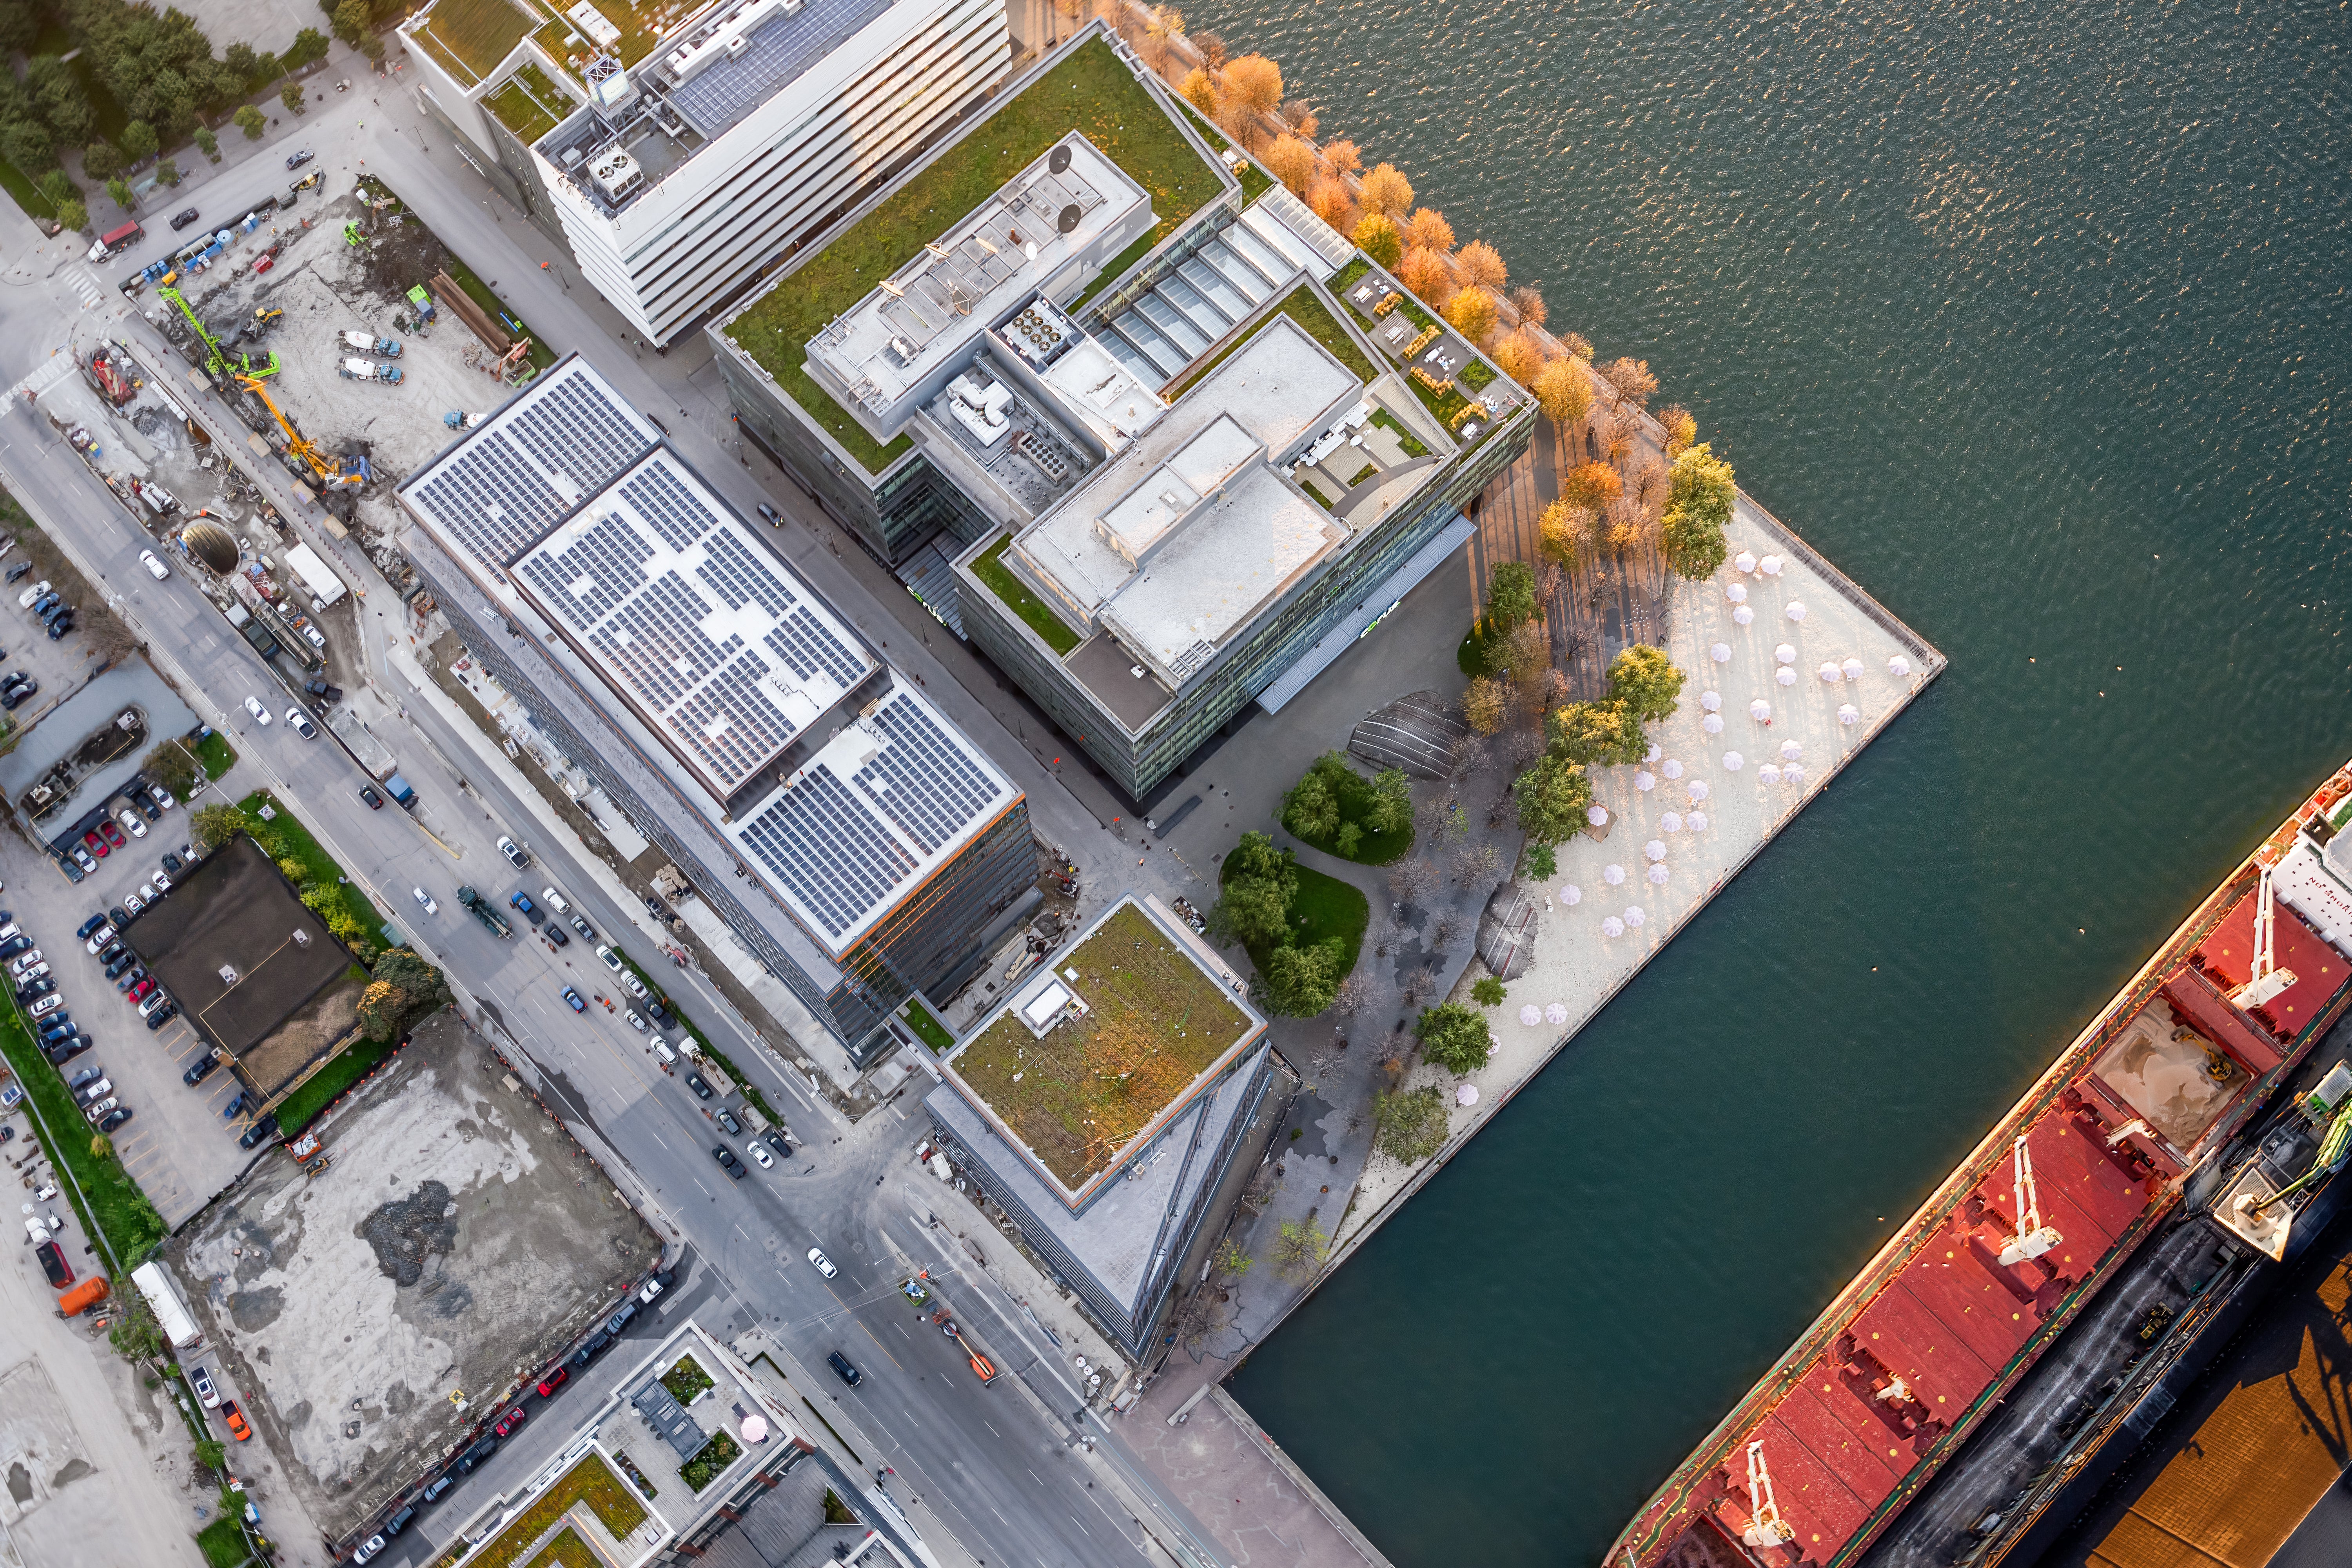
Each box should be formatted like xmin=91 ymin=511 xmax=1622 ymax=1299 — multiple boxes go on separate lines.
xmin=493 ymin=1406 xmax=527 ymax=1437
xmin=535 ymin=1367 xmax=568 ymax=1398
xmin=99 ymin=819 xmax=125 ymax=848
xmin=83 ymin=830 xmax=108 ymax=858
xmin=128 ymin=976 xmax=155 ymax=1002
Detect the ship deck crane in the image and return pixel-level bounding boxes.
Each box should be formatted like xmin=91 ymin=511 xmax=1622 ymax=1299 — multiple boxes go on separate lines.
xmin=2228 ymin=863 xmax=2299 ymax=1011
xmin=1740 ymin=1441 xmax=1795 ymax=1551
xmin=1998 ymin=1134 xmax=2063 ymax=1266
xmin=157 ymin=285 xmax=277 ymax=381
xmin=235 ymin=374 xmax=368 ymax=490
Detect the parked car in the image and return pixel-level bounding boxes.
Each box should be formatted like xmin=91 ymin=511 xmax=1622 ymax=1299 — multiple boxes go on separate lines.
xmin=96 ymin=1106 xmax=132 ymax=1134
xmin=82 ymin=830 xmax=107 ymax=859
xmin=103 ymin=952 xmax=134 ymax=980
xmin=184 ymin=1053 xmax=220 ymax=1086
xmin=493 ymin=1406 xmax=528 ymax=1438
xmin=169 ymin=207 xmax=201 ymax=231
xmin=542 ymin=921 xmax=570 ymax=948
xmin=116 ymin=807 xmax=147 ymax=839
xmin=0 ymin=937 xmax=28 ymax=960
xmin=67 ymin=1065 xmax=103 ymax=1093
xmin=74 ymin=915 xmax=105 ymax=942
xmin=285 ymin=708 xmax=317 ymax=739
xmin=67 ymin=845 xmax=95 ymax=875
xmin=35 ymin=1241 xmax=72 ymax=1288
xmin=624 ymin=1009 xmax=647 ymax=1033
xmin=99 ymin=819 xmax=125 ymax=849
xmin=453 ymin=1437 xmax=497 ymax=1474
xmin=715 ymin=1107 xmax=742 ymax=1136
xmin=242 ymin=696 xmax=271 ymax=725
xmin=138 ymin=990 xmax=172 ymax=1019
xmin=285 ymin=149 xmax=314 ymax=170
xmin=567 ymin=1330 xmax=612 ymax=1370
xmin=138 ymin=550 xmax=169 ymax=580
xmin=756 ymin=502 xmax=783 ymax=526
xmin=498 ymin=835 xmax=529 ymax=869
xmin=421 ymin=1475 xmax=454 ymax=1504
xmin=685 ymin=1072 xmax=713 ymax=1100
xmin=221 ymin=1402 xmax=251 ymax=1441
xmin=535 ymin=1367 xmax=569 ymax=1398
xmin=712 ymin=1144 xmax=745 ymax=1178
xmin=765 ymin=1130 xmax=791 ymax=1159
xmin=15 ymin=579 xmax=48 ymax=608
xmin=84 ymin=924 xmax=115 ymax=953
xmin=47 ymin=613 xmax=72 ymax=641
xmin=746 ymin=1140 xmax=773 ymax=1169
xmin=80 ymin=1096 xmax=116 ymax=1122
xmin=510 ymin=891 xmax=541 ymax=923
xmin=145 ymin=1002 xmax=178 ymax=1030
xmin=598 ymin=946 xmax=626 ymax=975
xmin=237 ymin=1113 xmax=278 ymax=1149
xmin=569 ymin=913 xmax=597 ymax=941
xmin=190 ymin=1366 xmax=220 ymax=1407
xmin=149 ymin=783 xmax=176 ymax=813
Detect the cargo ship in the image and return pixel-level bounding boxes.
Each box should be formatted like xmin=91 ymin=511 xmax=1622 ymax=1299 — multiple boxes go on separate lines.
xmin=1608 ymin=759 xmax=2352 ymax=1568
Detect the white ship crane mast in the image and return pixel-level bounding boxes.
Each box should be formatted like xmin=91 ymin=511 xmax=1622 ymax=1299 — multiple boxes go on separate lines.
xmin=1998 ymin=1134 xmax=2064 ymax=1266
xmin=2227 ymin=862 xmax=2299 ymax=1011
xmin=1741 ymin=1439 xmax=1797 ymax=1550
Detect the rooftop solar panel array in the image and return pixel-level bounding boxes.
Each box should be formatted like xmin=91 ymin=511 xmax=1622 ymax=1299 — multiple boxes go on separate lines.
xmin=739 ymin=764 xmax=918 ymax=941
xmin=619 ymin=462 xmax=720 ymax=551
xmin=508 ymin=370 xmax=653 ymax=499
xmin=854 ymin=696 xmax=1002 ymax=853
xmin=411 ymin=434 xmax=568 ymax=565
xmin=516 ymin=510 xmax=653 ymax=624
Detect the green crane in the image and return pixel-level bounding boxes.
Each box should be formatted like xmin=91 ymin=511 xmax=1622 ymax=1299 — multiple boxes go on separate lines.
xmin=2248 ymin=1099 xmax=2352 ymax=1217
xmin=157 ymin=285 xmax=278 ymax=381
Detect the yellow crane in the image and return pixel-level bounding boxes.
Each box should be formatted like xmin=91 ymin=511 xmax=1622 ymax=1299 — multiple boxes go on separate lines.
xmin=236 ymin=374 xmax=370 ymax=490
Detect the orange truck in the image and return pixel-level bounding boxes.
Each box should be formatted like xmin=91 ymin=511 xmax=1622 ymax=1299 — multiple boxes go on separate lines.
xmin=56 ymin=1276 xmax=110 ymax=1317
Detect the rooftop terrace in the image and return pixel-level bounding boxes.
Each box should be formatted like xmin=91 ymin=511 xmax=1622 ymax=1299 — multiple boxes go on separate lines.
xmin=942 ymin=897 xmax=1259 ymax=1199
xmin=719 ymin=33 xmax=1225 ymax=475
xmin=407 ymin=0 xmax=537 ymax=85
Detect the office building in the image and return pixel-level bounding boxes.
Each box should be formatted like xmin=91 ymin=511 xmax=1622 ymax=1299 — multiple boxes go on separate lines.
xmin=923 ymin=894 xmax=1274 ymax=1361
xmin=400 ymin=0 xmax=1010 ymax=344
xmin=710 ymin=24 xmax=1535 ymax=799
xmin=398 ymin=354 xmax=1036 ymax=1067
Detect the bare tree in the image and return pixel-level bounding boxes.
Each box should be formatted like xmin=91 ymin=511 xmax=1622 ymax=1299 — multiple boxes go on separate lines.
xmin=1508 ymin=285 xmax=1547 ymax=328
xmin=1333 ymin=969 xmax=1375 ymax=1017
xmin=1388 ymin=857 xmax=1437 ymax=904
xmin=1431 ymin=913 xmax=1459 ymax=949
xmin=1448 ymin=731 xmax=1490 ymax=782
xmin=1599 ymin=356 xmax=1660 ymax=409
xmin=1452 ymin=842 xmax=1501 ymax=885
xmin=1535 ymin=557 xmax=1564 ymax=608
xmin=1628 ymin=451 xmax=1670 ymax=519
xmin=1505 ymin=726 xmax=1545 ymax=771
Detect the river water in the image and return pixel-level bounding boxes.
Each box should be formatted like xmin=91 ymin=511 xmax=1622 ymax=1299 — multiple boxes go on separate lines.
xmin=1182 ymin=0 xmax=2351 ymax=1561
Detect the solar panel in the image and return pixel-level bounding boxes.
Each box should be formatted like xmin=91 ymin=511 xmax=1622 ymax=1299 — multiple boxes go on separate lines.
xmin=697 ymin=528 xmax=795 ymax=619
xmin=853 ymin=694 xmax=1003 ymax=853
xmin=508 ymin=370 xmax=653 ymax=498
xmin=739 ymin=764 xmax=917 ymax=939
xmin=666 ymin=0 xmax=895 ymax=137
xmin=517 ymin=510 xmax=653 ymax=625
xmin=672 ymin=647 xmax=799 ymax=784
xmin=413 ymin=433 xmax=567 ymax=565
xmin=619 ymin=463 xmax=720 ymax=551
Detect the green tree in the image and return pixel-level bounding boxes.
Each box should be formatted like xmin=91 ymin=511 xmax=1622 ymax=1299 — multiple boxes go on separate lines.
xmin=105 ymin=177 xmax=133 ymax=210
xmin=90 ymin=1131 xmax=114 ymax=1160
xmin=1521 ymin=842 xmax=1557 ymax=881
xmin=1545 ymin=700 xmax=1645 ymax=768
xmin=36 ymin=170 xmax=75 ymax=206
xmin=1661 ymin=442 xmax=1735 ymax=581
xmin=282 ymin=80 xmax=306 ymax=114
xmin=1365 ymin=766 xmax=1412 ymax=835
xmin=1272 ymin=1217 xmax=1328 ymax=1277
xmin=234 ymin=105 xmax=266 ymax=139
xmin=1211 ymin=831 xmax=1297 ymax=951
xmin=224 ymin=41 xmax=260 ymax=83
xmin=332 ymin=0 xmax=371 ymax=44
xmin=1605 ymin=644 xmax=1684 ymax=726
xmin=119 ymin=121 xmax=158 ymax=163
xmin=27 ymin=56 xmax=94 ymax=146
xmin=156 ymin=158 xmax=179 ymax=186
xmin=1472 ymin=975 xmax=1506 ymax=1006
xmin=1258 ymin=937 xmax=1346 ymax=1018
xmin=109 ymin=1303 xmax=165 ymax=1362
xmin=1483 ymin=559 xmax=1537 ymax=632
xmin=83 ymin=140 xmax=123 ymax=180
xmin=359 ymin=949 xmax=451 ymax=1041
xmin=1374 ymin=1084 xmax=1448 ymax=1162
xmin=1416 ymin=1002 xmax=1492 ymax=1074
xmin=1280 ymin=766 xmax=1341 ymax=843
xmin=55 ymin=198 xmax=87 ymax=232
xmin=286 ymin=29 xmax=331 ymax=68
xmin=193 ymin=1437 xmax=227 ymax=1475
xmin=1213 ymin=1239 xmax=1251 ymax=1278
xmin=1334 ymin=822 xmax=1362 ymax=858
xmin=193 ymin=125 xmax=219 ymax=159
xmin=190 ymin=802 xmax=249 ymax=851
xmin=1514 ymin=754 xmax=1594 ymax=846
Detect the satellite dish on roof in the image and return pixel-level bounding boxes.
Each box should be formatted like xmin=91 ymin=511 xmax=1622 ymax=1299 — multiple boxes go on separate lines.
xmin=1049 ymin=144 xmax=1072 ymax=174
xmin=1057 ymin=203 xmax=1081 ymax=235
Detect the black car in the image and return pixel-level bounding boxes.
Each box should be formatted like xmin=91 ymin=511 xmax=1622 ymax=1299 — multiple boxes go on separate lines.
xmin=104 ymin=952 xmax=134 ymax=980
xmin=48 ymin=615 xmax=72 ymax=640
xmin=96 ymin=1106 xmax=132 ymax=1134
xmin=16 ymin=978 xmax=53 ymax=1002
xmin=107 ymin=907 xmax=130 ymax=930
xmin=567 ymin=1329 xmax=612 ymax=1370
xmin=161 ymin=852 xmax=184 ymax=874
xmin=764 ymin=1130 xmax=792 ymax=1158
xmin=183 ymin=1053 xmax=220 ymax=1086
xmin=542 ymin=921 xmax=570 ymax=947
xmin=169 ymin=207 xmax=201 ymax=230
xmin=756 ymin=502 xmax=782 ymax=526
xmin=44 ymin=1038 xmax=90 ymax=1066
xmin=38 ymin=599 xmax=68 ymax=626
xmin=59 ymin=857 xmax=83 ymax=883
xmin=223 ymin=1092 xmax=247 ymax=1120
xmin=685 ymin=1072 xmax=713 ymax=1100
xmin=0 ymin=936 xmax=29 ymax=960
xmin=40 ymin=1020 xmax=75 ymax=1045
xmin=452 ymin=1437 xmax=499 ymax=1475
xmin=132 ymin=792 xmax=160 ymax=822
xmin=358 ymin=784 xmax=384 ymax=809
xmin=238 ymin=1113 xmax=278 ymax=1149
xmin=1 ymin=686 xmax=34 ymax=711
xmin=827 ymin=1352 xmax=862 ymax=1387
xmin=145 ymin=1002 xmax=178 ymax=1029
xmin=25 ymin=594 xmax=55 ymax=619
xmin=115 ymin=965 xmax=146 ymax=993
xmin=711 ymin=1144 xmax=745 ymax=1178
xmin=3 ymin=561 xmax=28 ymax=583
xmin=74 ymin=915 xmax=105 ymax=942
xmin=285 ymin=149 xmax=314 ymax=170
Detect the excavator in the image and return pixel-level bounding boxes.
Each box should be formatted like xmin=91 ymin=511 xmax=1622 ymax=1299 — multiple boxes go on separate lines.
xmin=236 ymin=373 xmax=370 ymax=490
xmin=157 ymin=285 xmax=277 ymax=381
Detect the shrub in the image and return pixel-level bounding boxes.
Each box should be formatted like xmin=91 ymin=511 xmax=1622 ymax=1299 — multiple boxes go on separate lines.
xmin=83 ymin=140 xmax=123 ymax=180
xmin=1522 ymin=843 xmax=1558 ymax=880
xmin=193 ymin=126 xmax=219 ymax=158
xmin=36 ymin=169 xmax=75 ymax=205
xmin=1416 ymin=1002 xmax=1491 ymax=1074
xmin=1272 ymin=1217 xmax=1328 ymax=1277
xmin=282 ymin=81 xmax=305 ymax=114
xmin=1472 ymin=975 xmax=1506 ymax=1007
xmin=285 ymin=28 xmax=331 ymax=69
xmin=55 ymin=198 xmax=88 ymax=232
xmin=156 ymin=158 xmax=179 ymax=186
xmin=105 ymin=178 xmax=133 ymax=211
xmin=1546 ymin=700 xmax=1645 ymax=768
xmin=1462 ymin=674 xmax=1506 ymax=735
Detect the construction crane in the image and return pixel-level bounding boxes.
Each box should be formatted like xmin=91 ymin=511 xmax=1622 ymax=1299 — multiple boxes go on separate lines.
xmin=157 ymin=285 xmax=277 ymax=380
xmin=1997 ymin=1135 xmax=2063 ymax=1266
xmin=235 ymin=373 xmax=369 ymax=490
xmin=2228 ymin=862 xmax=2300 ymax=1011
xmin=1740 ymin=1440 xmax=1796 ymax=1551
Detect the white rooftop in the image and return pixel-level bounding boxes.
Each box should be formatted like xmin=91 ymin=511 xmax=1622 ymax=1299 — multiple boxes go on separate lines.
xmin=1033 ymin=332 xmax=1165 ymax=452
xmin=808 ymin=134 xmax=1149 ymax=427
xmin=1009 ymin=315 xmax=1359 ymax=686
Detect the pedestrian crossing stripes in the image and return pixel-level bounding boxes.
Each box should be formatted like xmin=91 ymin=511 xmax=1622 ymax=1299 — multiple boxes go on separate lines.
xmin=9 ymin=354 xmax=75 ymax=402
xmin=66 ymin=266 xmax=104 ymax=309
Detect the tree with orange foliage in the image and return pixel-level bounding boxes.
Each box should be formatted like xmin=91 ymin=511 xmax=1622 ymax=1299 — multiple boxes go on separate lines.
xmin=1656 ymin=403 xmax=1697 ymax=460
xmin=1320 ymin=138 xmax=1362 ymax=178
xmin=1396 ymin=247 xmax=1454 ymax=306
xmin=1561 ymin=461 xmax=1623 ymax=510
xmin=1532 ymin=356 xmax=1593 ymax=428
xmin=1403 ymin=207 xmax=1454 ymax=255
xmin=1279 ymin=99 xmax=1319 ymax=137
xmin=1309 ymin=179 xmax=1357 ymax=232
xmin=1191 ymin=29 xmax=1227 ymax=68
xmin=1491 ymin=328 xmax=1543 ymax=386
xmin=1455 ymin=240 xmax=1506 ymax=290
xmin=1599 ymin=356 xmax=1659 ymax=409
xmin=1443 ymin=285 xmax=1499 ymax=343
xmin=1559 ymin=329 xmax=1593 ymax=362
xmin=1353 ymin=212 xmax=1402 ymax=268
xmin=1357 ymin=162 xmax=1413 ymax=218
xmin=1265 ymin=134 xmax=1316 ymax=195
xmin=1509 ymin=285 xmax=1546 ymax=328
xmin=1221 ymin=53 xmax=1284 ymax=114
xmin=1179 ymin=67 xmax=1217 ymax=118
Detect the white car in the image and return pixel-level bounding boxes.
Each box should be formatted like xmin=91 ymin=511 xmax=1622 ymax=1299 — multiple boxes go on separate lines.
xmin=137 ymin=882 xmax=157 ymax=901
xmin=746 ymin=1142 xmax=773 ymax=1170
xmin=117 ymin=808 xmax=147 ymax=839
xmin=624 ymin=1010 xmax=648 ymax=1033
xmin=285 ymin=707 xmax=317 ymax=739
xmin=138 ymin=550 xmax=169 ymax=581
xmin=148 ymin=783 xmax=176 ymax=812
xmin=597 ymin=945 xmax=625 ymax=975
xmin=29 ymin=994 xmax=63 ymax=1018
xmin=619 ymin=972 xmax=647 ymax=1000
xmin=413 ymin=887 xmax=438 ymax=915
xmin=190 ymin=1366 xmax=220 ymax=1407
xmin=122 ymin=892 xmax=145 ymax=915
xmin=806 ymin=1247 xmax=837 ymax=1278
xmin=243 ymin=697 xmax=271 ymax=726
xmin=137 ymin=990 xmax=171 ymax=1018
xmin=6 ymin=949 xmax=37 ymax=974
xmin=84 ymin=925 xmax=114 ymax=954
xmin=15 ymin=579 xmax=49 ymax=609
xmin=151 ymin=872 xmax=171 ymax=893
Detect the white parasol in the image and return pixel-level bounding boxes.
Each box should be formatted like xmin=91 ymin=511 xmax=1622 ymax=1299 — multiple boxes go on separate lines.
xmin=1660 ymin=811 xmax=1684 ymax=833
xmin=1722 ymin=751 xmax=1744 ymax=771
xmin=1818 ymin=661 xmax=1842 ymax=683
xmin=1757 ymin=763 xmax=1782 ymax=784
xmin=1624 ymin=905 xmax=1646 ymax=928
xmin=1842 ymin=657 xmax=1865 ymax=682
xmin=1702 ymin=712 xmax=1725 ymax=735
xmin=1735 ymin=550 xmax=1759 ymax=574
xmin=1699 ymin=690 xmax=1723 ymax=712
xmin=1545 ymin=1002 xmax=1569 ymax=1025
xmin=1646 ymin=862 xmax=1670 ymax=885
xmin=1775 ymin=643 xmax=1797 ymax=665
xmin=1888 ymin=655 xmax=1912 ymax=679
xmin=1662 ymin=758 xmax=1684 ymax=779
xmin=1775 ymin=666 xmax=1797 ymax=688
xmin=1749 ymin=698 xmax=1772 ymax=721
xmin=1562 ymin=884 xmax=1582 ymax=906
xmin=1782 ymin=762 xmax=1804 ymax=786
xmin=1602 ymin=916 xmax=1626 ymax=938
xmin=1587 ymin=803 xmax=1610 ymax=826
xmin=1725 ymin=582 xmax=1748 ymax=604
xmin=1759 ymin=554 xmax=1784 ymax=577
xmin=1732 ymin=604 xmax=1755 ymax=626
xmin=1688 ymin=780 xmax=1710 ymax=803
xmin=1519 ymin=1004 xmax=1542 ymax=1027
xmin=1635 ymin=770 xmax=1656 ymax=792
xmin=1457 ymin=1083 xmax=1480 ymax=1107
xmin=1838 ymin=703 xmax=1860 ymax=726
xmin=1688 ymin=809 xmax=1708 ymax=830
xmin=1710 ymin=642 xmax=1732 ymax=664
xmin=1644 ymin=839 xmax=1668 ymax=862
xmin=1647 ymin=742 xmax=1663 ymax=764
xmin=1780 ymin=740 xmax=1803 ymax=762
xmin=1602 ymin=863 xmax=1626 ymax=886
xmin=1785 ymin=601 xmax=1808 ymax=623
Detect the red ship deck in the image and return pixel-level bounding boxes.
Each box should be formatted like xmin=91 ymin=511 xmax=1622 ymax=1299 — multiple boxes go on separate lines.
xmin=1613 ymin=764 xmax=2352 ymax=1568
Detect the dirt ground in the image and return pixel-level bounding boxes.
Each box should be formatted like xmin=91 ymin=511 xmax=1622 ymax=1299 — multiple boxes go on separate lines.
xmin=163 ymin=1008 xmax=661 ymax=1545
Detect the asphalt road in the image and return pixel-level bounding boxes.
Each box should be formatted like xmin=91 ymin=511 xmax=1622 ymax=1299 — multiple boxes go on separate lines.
xmin=0 ymin=101 xmax=1223 ymax=1564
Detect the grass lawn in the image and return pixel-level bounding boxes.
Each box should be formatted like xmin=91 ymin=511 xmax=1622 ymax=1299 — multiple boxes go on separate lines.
xmin=0 ymin=156 xmax=56 ymax=221
xmin=272 ymin=1032 xmax=398 ymax=1134
xmin=1166 ymin=284 xmax=1375 ymax=398
xmin=1370 ymin=407 xmax=1430 ymax=458
xmin=195 ymin=1517 xmax=250 ymax=1568
xmin=407 ymin=0 xmax=534 ymax=84
xmin=724 ymin=36 xmax=1221 ymax=475
xmin=468 ymin=1455 xmax=647 ymax=1568
xmin=1286 ymin=772 xmax=1414 ymax=866
xmin=483 ymin=62 xmax=566 ymax=144
xmin=0 ymin=1009 xmax=166 ymax=1267
xmin=240 ymin=791 xmax=386 ymax=938
xmin=192 ymin=730 xmax=237 ymax=780
xmin=971 ymin=535 xmax=1081 ymax=655
xmin=1171 ymin=96 xmax=1274 ymax=201
xmin=523 ymin=1527 xmax=597 ymax=1568
xmin=1222 ymin=857 xmax=1370 ymax=978
xmin=901 ymin=998 xmax=955 ymax=1053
